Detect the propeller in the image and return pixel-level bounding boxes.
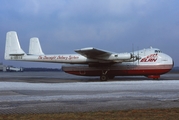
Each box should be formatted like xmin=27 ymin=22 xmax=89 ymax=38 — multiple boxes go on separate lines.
xmin=132 ymin=44 xmax=134 ymax=62
xmin=137 ymin=48 xmax=140 ymax=64
xmin=136 ymin=47 xmax=141 ymax=64
xmin=131 ymin=45 xmax=141 ymax=64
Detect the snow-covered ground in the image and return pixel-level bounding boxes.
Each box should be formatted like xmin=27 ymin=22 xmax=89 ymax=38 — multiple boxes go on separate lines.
xmin=0 ymin=80 xmax=179 ymax=91
xmin=0 ymin=79 xmax=179 ymax=113
xmin=0 ymin=80 xmax=179 ymax=102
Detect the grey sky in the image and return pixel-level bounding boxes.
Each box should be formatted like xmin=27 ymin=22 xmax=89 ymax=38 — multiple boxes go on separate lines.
xmin=0 ymin=0 xmax=179 ymax=68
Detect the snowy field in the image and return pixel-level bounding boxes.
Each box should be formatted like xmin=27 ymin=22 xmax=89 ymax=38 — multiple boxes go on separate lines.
xmin=0 ymin=73 xmax=179 ymax=114
xmin=0 ymin=80 xmax=179 ymax=91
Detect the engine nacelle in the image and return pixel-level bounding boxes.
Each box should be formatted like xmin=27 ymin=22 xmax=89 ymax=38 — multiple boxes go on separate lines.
xmin=108 ymin=53 xmax=132 ymax=60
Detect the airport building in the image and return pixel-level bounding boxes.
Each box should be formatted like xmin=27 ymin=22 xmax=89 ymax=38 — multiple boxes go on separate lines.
xmin=0 ymin=63 xmax=6 ymax=72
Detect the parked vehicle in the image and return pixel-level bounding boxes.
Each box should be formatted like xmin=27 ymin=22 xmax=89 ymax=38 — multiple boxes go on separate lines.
xmin=6 ymin=66 xmax=23 ymax=72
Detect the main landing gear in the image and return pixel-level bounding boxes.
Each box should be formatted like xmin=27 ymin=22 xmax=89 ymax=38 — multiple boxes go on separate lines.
xmin=100 ymin=70 xmax=109 ymax=81
xmin=100 ymin=75 xmax=115 ymax=81
xmin=100 ymin=75 xmax=108 ymax=81
xmin=100 ymin=69 xmax=115 ymax=81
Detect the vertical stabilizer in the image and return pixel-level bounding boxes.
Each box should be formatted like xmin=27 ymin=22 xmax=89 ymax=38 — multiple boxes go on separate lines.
xmin=4 ymin=31 xmax=25 ymax=60
xmin=29 ymin=37 xmax=44 ymax=55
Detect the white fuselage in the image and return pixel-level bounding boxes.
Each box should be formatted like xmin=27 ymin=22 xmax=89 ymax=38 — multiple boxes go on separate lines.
xmin=4 ymin=31 xmax=173 ymax=80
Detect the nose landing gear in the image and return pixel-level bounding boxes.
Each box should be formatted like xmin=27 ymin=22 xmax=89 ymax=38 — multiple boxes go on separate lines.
xmin=146 ymin=75 xmax=160 ymax=80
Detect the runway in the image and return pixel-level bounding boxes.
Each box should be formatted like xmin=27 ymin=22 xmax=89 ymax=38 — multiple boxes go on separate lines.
xmin=0 ymin=72 xmax=179 ymax=114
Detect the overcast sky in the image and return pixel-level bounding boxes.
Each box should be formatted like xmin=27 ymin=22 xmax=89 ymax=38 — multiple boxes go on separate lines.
xmin=0 ymin=0 xmax=179 ymax=68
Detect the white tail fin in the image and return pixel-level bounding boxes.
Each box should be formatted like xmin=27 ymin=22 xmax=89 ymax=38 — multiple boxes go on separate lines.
xmin=4 ymin=31 xmax=25 ymax=60
xmin=29 ymin=37 xmax=44 ymax=55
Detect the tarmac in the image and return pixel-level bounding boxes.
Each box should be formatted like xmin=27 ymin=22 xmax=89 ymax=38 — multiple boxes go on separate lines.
xmin=0 ymin=72 xmax=179 ymax=114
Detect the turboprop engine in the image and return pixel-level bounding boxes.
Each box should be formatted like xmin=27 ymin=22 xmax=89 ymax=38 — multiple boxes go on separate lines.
xmin=105 ymin=53 xmax=132 ymax=62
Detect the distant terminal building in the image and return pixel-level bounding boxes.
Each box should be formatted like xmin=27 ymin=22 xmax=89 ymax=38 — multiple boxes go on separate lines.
xmin=0 ymin=63 xmax=6 ymax=72
xmin=0 ymin=63 xmax=3 ymax=71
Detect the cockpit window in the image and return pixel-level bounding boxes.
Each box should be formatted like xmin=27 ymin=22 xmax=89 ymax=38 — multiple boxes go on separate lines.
xmin=155 ymin=50 xmax=161 ymax=53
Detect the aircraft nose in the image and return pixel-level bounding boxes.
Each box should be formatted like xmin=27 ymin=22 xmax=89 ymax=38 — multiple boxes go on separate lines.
xmin=162 ymin=53 xmax=173 ymax=67
xmin=168 ymin=55 xmax=173 ymax=64
xmin=167 ymin=54 xmax=174 ymax=69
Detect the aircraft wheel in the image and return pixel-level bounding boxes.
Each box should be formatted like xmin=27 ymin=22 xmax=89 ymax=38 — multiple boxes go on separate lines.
xmin=100 ymin=75 xmax=108 ymax=81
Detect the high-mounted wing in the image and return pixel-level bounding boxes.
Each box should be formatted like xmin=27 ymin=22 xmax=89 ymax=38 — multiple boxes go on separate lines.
xmin=75 ymin=47 xmax=111 ymax=58
xmin=75 ymin=47 xmax=133 ymax=62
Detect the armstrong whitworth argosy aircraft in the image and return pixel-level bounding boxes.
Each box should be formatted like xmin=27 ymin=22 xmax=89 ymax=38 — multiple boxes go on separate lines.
xmin=4 ymin=31 xmax=174 ymax=81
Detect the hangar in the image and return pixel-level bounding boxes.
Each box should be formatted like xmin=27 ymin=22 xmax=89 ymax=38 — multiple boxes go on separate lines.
xmin=0 ymin=63 xmax=6 ymax=72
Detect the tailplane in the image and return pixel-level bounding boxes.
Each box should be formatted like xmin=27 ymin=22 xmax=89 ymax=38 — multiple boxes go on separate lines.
xmin=4 ymin=31 xmax=26 ymax=60
xmin=29 ymin=37 xmax=44 ymax=55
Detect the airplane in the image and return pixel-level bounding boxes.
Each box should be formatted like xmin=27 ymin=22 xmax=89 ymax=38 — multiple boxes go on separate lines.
xmin=4 ymin=31 xmax=174 ymax=81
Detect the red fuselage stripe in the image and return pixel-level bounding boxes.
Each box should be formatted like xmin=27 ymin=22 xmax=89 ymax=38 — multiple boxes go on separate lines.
xmin=62 ymin=65 xmax=173 ymax=76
